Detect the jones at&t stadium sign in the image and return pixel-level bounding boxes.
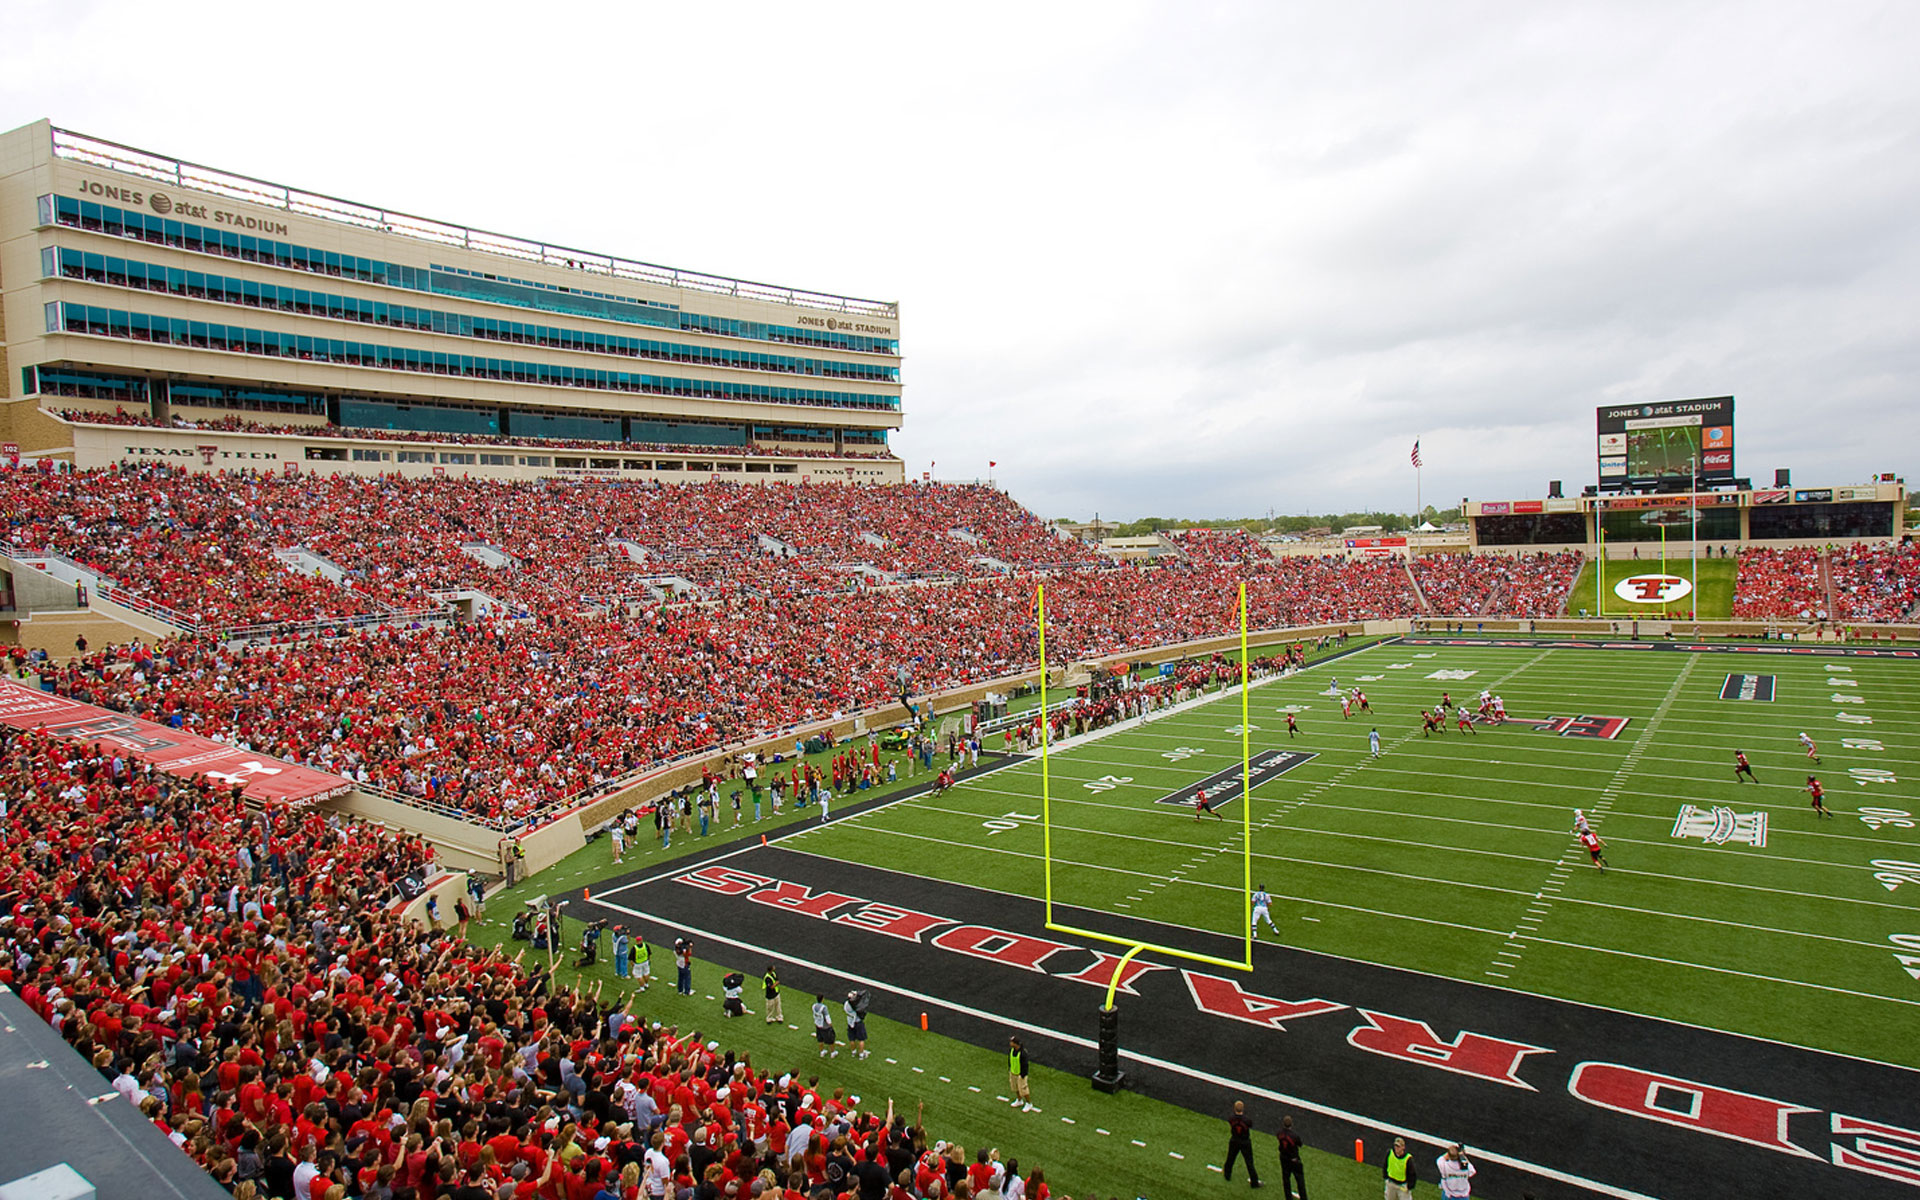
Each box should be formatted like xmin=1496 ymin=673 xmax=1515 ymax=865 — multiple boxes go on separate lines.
xmin=73 ymin=178 xmax=291 ymax=237
xmin=1614 ymin=574 xmax=1694 ymax=604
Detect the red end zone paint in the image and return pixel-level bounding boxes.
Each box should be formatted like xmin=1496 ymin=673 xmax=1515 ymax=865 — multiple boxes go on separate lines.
xmin=677 ymin=865 xmax=773 ymax=896
xmin=1183 ymin=970 xmax=1346 ymax=1029
xmin=1053 ymin=951 xmax=1172 ymax=996
xmin=1568 ymin=1062 xmax=1819 ymax=1159
xmin=1348 ymin=1010 xmax=1551 ymax=1090
xmin=833 ymin=902 xmax=952 ymax=943
xmin=1831 ymin=1114 xmax=1920 ymax=1187
xmin=747 ymin=880 xmax=862 ymax=919
xmin=930 ymin=925 xmax=1078 ymax=972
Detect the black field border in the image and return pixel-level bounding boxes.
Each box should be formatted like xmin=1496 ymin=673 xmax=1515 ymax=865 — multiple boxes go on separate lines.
xmin=563 ymin=638 xmax=1920 ymax=1200
xmin=1399 ymin=635 xmax=1920 ymax=660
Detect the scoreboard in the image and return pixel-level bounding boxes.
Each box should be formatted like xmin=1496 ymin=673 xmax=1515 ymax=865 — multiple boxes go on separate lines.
xmin=1596 ymin=397 xmax=1734 ymax=493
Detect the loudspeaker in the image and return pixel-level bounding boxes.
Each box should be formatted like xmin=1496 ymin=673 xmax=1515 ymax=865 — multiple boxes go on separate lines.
xmin=1548 ymin=480 xmax=1563 ymax=499
xmin=1775 ymin=468 xmax=1790 ymax=487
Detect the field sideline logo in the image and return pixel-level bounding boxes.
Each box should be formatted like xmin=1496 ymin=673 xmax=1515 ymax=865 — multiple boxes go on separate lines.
xmin=1614 ymin=574 xmax=1693 ymax=604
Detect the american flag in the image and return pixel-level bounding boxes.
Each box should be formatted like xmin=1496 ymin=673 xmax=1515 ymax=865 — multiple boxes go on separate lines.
xmin=1411 ymin=440 xmax=1423 ymax=469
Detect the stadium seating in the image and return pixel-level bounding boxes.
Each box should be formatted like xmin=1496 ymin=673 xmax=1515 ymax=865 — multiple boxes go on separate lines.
xmin=1830 ymin=542 xmax=1920 ymax=622
xmin=0 ymin=728 xmax=1065 ymax=1198
xmin=1730 ymin=547 xmax=1826 ymax=620
xmin=1411 ymin=551 xmax=1582 ymax=618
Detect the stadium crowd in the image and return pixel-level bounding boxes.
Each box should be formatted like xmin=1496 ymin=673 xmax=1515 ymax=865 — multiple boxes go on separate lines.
xmin=0 ymin=729 xmax=1072 ymax=1199
xmin=23 ymin=465 xmax=1920 ymax=826
xmin=1410 ymin=551 xmax=1581 ymax=618
xmin=1829 ymin=542 xmax=1920 ymax=623
xmin=1730 ymin=547 xmax=1826 ymax=620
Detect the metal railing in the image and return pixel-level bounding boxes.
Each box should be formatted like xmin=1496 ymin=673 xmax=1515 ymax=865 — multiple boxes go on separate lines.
xmin=51 ymin=127 xmax=897 ymax=318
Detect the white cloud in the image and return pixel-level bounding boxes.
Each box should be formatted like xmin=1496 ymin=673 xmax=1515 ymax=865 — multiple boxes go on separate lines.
xmin=7 ymin=0 xmax=1916 ymax=517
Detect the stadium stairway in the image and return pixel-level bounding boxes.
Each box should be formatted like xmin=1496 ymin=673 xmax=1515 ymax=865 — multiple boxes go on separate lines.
xmin=1818 ymin=549 xmax=1840 ymax=618
xmin=1555 ymin=555 xmax=1581 ymax=618
xmin=1403 ymin=559 xmax=1435 ymax=613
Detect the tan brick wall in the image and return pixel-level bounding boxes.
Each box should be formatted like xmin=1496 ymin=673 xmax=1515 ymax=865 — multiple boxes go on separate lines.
xmin=0 ymin=401 xmax=79 ymax=456
xmin=0 ymin=609 xmax=158 ymax=657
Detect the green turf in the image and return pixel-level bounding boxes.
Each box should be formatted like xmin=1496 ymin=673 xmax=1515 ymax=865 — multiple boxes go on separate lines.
xmin=461 ymin=637 xmax=1393 ymax=1199
xmin=466 ymin=880 xmax=1384 ymax=1200
xmin=471 ymin=635 xmax=1920 ymax=1194
xmin=792 ymin=641 xmax=1920 ymax=1068
xmin=1564 ymin=555 xmax=1736 ymax=619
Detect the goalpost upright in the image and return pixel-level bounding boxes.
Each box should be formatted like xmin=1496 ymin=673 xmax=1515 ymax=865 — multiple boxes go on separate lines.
xmin=1035 ymin=580 xmax=1257 ymax=1087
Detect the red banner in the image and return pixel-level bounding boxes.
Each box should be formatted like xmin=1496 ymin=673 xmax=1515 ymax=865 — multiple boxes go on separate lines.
xmin=0 ymin=681 xmax=351 ymax=805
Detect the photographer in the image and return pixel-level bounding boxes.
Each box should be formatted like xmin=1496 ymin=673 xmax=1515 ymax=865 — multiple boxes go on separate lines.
xmin=1438 ymin=1143 xmax=1476 ymax=1198
xmin=576 ymin=918 xmax=608 ymax=968
xmin=844 ymin=988 xmax=871 ymax=1059
xmin=674 ymin=937 xmax=694 ymax=995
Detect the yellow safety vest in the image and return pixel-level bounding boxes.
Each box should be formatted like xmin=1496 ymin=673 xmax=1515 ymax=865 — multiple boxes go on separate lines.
xmin=1387 ymin=1151 xmax=1411 ymax=1183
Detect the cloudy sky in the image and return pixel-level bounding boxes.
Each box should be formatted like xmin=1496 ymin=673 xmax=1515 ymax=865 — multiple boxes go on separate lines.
xmin=7 ymin=1 xmax=1916 ymax=519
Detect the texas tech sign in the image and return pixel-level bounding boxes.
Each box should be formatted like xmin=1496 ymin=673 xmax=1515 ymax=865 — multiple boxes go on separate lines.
xmin=1615 ymin=574 xmax=1694 ymax=604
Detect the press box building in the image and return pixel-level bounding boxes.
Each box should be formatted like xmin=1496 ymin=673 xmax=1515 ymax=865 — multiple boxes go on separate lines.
xmin=0 ymin=120 xmax=904 ymax=483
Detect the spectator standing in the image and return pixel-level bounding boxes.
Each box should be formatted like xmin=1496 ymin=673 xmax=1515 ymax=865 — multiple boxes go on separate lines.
xmin=813 ymin=994 xmax=838 ymax=1057
xmin=612 ymin=926 xmax=631 ymax=979
xmin=1224 ymin=1099 xmax=1261 ymax=1187
xmin=1276 ymin=1115 xmax=1306 ymax=1200
xmin=1008 ymin=1036 xmax=1033 ymax=1112
xmin=1437 ymin=1144 xmax=1474 ymax=1198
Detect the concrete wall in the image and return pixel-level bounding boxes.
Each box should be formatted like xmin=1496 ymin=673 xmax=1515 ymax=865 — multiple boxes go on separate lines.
xmin=0 ymin=607 xmax=161 ymax=656
xmin=323 ymin=788 xmax=509 ymax=876
xmin=386 ymin=870 xmax=474 ymax=930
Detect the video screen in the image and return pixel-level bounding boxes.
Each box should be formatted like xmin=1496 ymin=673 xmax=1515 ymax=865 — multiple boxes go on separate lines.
xmin=1596 ymin=398 xmax=1733 ymax=492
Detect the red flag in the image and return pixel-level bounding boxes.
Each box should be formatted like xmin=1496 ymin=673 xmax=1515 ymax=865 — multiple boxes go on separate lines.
xmin=989 ymin=461 xmax=997 ymax=468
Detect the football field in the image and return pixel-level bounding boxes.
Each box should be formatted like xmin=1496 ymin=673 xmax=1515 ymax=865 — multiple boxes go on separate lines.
xmin=783 ymin=637 xmax=1920 ymax=1069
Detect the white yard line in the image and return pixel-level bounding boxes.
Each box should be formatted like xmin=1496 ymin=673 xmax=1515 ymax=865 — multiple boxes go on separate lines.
xmin=1492 ymin=655 xmax=1699 ymax=979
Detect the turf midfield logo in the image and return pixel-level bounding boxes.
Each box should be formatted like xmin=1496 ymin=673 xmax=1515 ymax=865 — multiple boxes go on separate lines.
xmin=1672 ymin=804 xmax=1769 ymax=847
xmin=1151 ymin=749 xmax=1315 ymax=808
xmin=1614 ymin=574 xmax=1694 ymax=604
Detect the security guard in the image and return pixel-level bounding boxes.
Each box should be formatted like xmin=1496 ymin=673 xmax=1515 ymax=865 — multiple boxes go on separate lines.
xmin=763 ymin=965 xmax=783 ymax=1024
xmin=1384 ymin=1135 xmax=1418 ymax=1199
